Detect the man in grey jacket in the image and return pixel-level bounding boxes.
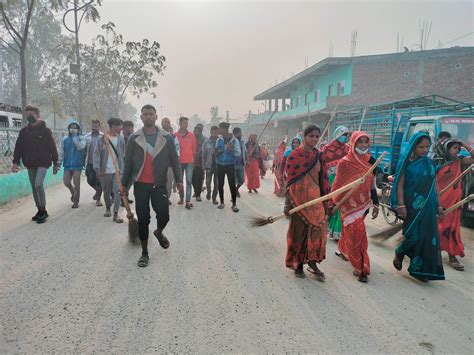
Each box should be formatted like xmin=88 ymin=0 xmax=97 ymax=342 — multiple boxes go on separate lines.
xmin=122 ymin=105 xmax=183 ymax=268
xmin=93 ymin=117 xmax=125 ymax=223
xmin=202 ymin=125 xmax=219 ymax=204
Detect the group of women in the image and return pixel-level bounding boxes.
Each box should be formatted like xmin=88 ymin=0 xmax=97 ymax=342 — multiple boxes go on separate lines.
xmin=274 ymin=124 xmax=473 ymax=283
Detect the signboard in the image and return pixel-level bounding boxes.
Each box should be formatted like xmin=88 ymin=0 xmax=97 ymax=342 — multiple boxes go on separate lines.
xmin=442 ymin=118 xmax=473 ymax=124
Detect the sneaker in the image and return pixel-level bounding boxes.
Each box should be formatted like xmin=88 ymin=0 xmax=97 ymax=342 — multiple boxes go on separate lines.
xmin=36 ymin=211 xmax=49 ymax=224
xmin=232 ymin=205 xmax=239 ymax=213
xmin=196 ymin=196 xmax=202 ymax=202
xmin=218 ymin=203 xmax=225 ymax=209
xmin=138 ymin=254 xmax=149 ymax=267
xmin=72 ymin=203 xmax=79 ymax=209
xmin=31 ymin=210 xmax=41 ymax=221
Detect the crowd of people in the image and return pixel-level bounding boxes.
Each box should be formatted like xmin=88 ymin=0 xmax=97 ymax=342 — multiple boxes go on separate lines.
xmin=10 ymin=104 xmax=472 ymax=275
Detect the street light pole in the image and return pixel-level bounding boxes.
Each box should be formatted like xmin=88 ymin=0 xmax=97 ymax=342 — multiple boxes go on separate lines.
xmin=73 ymin=0 xmax=83 ymax=126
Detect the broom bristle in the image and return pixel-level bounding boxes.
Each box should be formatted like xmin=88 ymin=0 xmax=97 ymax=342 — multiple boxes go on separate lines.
xmin=250 ymin=216 xmax=273 ymax=228
xmin=128 ymin=217 xmax=140 ymax=243
xmin=369 ymin=224 xmax=403 ymax=241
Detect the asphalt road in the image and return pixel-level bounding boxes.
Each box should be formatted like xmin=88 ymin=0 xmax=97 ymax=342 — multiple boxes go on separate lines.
xmin=1 ymin=176 xmax=473 ymax=354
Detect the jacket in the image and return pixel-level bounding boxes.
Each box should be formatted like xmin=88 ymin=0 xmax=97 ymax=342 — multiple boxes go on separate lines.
xmin=122 ymin=126 xmax=182 ymax=189
xmin=234 ymin=139 xmax=249 ymax=167
xmin=92 ymin=134 xmax=126 ymax=174
xmin=202 ymin=137 xmax=218 ymax=169
xmin=216 ymin=134 xmax=241 ymax=165
xmin=175 ymin=130 xmax=196 ymax=164
xmin=85 ymin=131 xmax=104 ymax=164
xmin=58 ymin=119 xmax=86 ymax=170
xmin=13 ymin=121 xmax=58 ymax=169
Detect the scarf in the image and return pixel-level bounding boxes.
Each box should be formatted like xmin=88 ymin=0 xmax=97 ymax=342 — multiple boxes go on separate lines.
xmin=285 ymin=145 xmax=324 ymax=189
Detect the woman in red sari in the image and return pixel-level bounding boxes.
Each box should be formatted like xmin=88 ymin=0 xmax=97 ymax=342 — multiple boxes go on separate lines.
xmin=245 ymin=134 xmax=263 ymax=193
xmin=434 ymin=138 xmax=474 ymax=271
xmin=284 ymin=125 xmax=330 ymax=280
xmin=331 ymin=131 xmax=379 ymax=283
xmin=272 ymin=139 xmax=287 ymax=197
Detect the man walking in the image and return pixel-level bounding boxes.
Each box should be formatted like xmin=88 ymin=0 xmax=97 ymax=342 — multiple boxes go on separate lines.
xmin=216 ymin=122 xmax=240 ymax=212
xmin=122 ymin=120 xmax=135 ymax=144
xmin=202 ymin=125 xmax=219 ymax=204
xmin=122 ymin=105 xmax=183 ymax=268
xmin=11 ymin=105 xmax=59 ymax=223
xmin=175 ymin=116 xmax=196 ymax=209
xmin=58 ymin=118 xmax=86 ymax=208
xmin=93 ymin=117 xmax=126 ymax=223
xmin=161 ymin=117 xmax=180 ymax=204
xmin=232 ymin=127 xmax=249 ymax=198
xmin=192 ymin=123 xmax=206 ymax=202
xmin=85 ymin=120 xmax=104 ymax=206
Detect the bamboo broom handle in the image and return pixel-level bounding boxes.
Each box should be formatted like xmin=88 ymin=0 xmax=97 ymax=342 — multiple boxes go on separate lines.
xmin=318 ymin=104 xmax=338 ymax=146
xmin=93 ymin=103 xmax=133 ymax=217
xmin=440 ymin=165 xmax=473 ymax=196
xmin=444 ymin=194 xmax=474 ymax=215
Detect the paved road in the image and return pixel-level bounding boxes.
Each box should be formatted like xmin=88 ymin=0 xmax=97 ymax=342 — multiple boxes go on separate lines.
xmin=1 ymin=176 xmax=473 ymax=353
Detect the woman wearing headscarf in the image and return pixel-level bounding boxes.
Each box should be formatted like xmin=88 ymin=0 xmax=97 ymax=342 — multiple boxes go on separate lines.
xmin=434 ymin=138 xmax=474 ymax=271
xmin=390 ymin=132 xmax=445 ymax=282
xmin=321 ymin=126 xmax=350 ymax=241
xmin=281 ymin=136 xmax=302 ymax=184
xmin=284 ymin=125 xmax=330 ymax=280
xmin=272 ymin=139 xmax=287 ymax=197
xmin=331 ymin=131 xmax=379 ymax=283
xmin=245 ymin=134 xmax=263 ymax=193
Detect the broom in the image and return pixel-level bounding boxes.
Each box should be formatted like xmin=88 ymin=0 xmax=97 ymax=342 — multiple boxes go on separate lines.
xmin=93 ymin=103 xmax=139 ymax=241
xmin=317 ymin=104 xmax=338 ymax=148
xmin=370 ymin=194 xmax=474 ymax=242
xmin=251 ymin=152 xmax=386 ymax=227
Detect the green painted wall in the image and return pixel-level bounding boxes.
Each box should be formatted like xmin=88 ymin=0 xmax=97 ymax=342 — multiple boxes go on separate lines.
xmin=0 ymin=169 xmax=64 ymax=206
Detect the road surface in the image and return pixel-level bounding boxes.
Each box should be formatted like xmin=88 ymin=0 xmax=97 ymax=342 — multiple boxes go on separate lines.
xmin=1 ymin=176 xmax=473 ymax=353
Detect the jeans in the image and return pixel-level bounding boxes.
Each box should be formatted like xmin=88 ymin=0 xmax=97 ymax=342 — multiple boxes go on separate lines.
xmin=179 ymin=163 xmax=193 ymax=202
xmin=217 ymin=164 xmax=237 ymax=204
xmin=134 ymin=182 xmax=169 ymax=241
xmin=63 ymin=169 xmax=82 ymax=204
xmin=27 ymin=167 xmax=48 ymax=208
xmin=235 ymin=165 xmax=245 ymax=189
xmin=192 ymin=166 xmax=204 ymax=198
xmin=100 ymin=174 xmax=121 ymax=212
xmin=205 ymin=167 xmax=218 ymax=201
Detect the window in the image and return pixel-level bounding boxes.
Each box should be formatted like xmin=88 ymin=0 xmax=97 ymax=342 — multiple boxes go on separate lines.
xmin=337 ymin=81 xmax=345 ymax=96
xmin=405 ymin=122 xmax=435 ymax=142
xmin=328 ymin=84 xmax=333 ymax=97
xmin=314 ymin=89 xmax=320 ymax=103
xmin=0 ymin=115 xmax=9 ymax=128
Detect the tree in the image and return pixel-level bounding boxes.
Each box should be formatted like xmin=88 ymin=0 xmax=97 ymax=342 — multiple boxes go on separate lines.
xmin=0 ymin=0 xmax=63 ymax=123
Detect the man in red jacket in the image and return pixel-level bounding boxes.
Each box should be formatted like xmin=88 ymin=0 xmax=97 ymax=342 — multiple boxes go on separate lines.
xmin=175 ymin=116 xmax=196 ymax=209
xmin=11 ymin=105 xmax=59 ymax=223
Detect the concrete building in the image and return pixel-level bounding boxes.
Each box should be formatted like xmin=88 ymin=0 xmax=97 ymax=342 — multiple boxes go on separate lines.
xmin=251 ymin=46 xmax=474 ymax=146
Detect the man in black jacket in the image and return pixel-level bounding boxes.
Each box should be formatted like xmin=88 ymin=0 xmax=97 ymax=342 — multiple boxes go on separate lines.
xmin=11 ymin=105 xmax=59 ymax=223
xmin=122 ymin=104 xmax=183 ymax=267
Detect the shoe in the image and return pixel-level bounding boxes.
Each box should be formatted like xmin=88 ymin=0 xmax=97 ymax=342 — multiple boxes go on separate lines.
xmin=218 ymin=203 xmax=225 ymax=209
xmin=96 ymin=200 xmax=103 ymax=207
xmin=232 ymin=205 xmax=239 ymax=213
xmin=295 ymin=267 xmax=305 ymax=278
xmin=185 ymin=203 xmax=193 ymax=209
xmin=31 ymin=210 xmax=41 ymax=221
xmin=104 ymin=209 xmax=112 ymax=217
xmin=196 ymin=196 xmax=202 ymax=202
xmin=393 ymin=252 xmax=403 ymax=271
xmin=448 ymin=256 xmax=464 ymax=271
xmin=138 ymin=254 xmax=149 ymax=267
xmin=358 ymin=274 xmax=368 ymax=283
xmin=92 ymin=192 xmax=98 ymax=201
xmin=72 ymin=203 xmax=79 ymax=209
xmin=36 ymin=211 xmax=49 ymax=224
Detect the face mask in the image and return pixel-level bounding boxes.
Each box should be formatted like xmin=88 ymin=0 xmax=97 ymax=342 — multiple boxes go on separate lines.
xmin=69 ymin=128 xmax=78 ymax=135
xmin=337 ymin=136 xmax=348 ymax=143
xmin=27 ymin=115 xmax=36 ymax=124
xmin=355 ymin=147 xmax=369 ymax=155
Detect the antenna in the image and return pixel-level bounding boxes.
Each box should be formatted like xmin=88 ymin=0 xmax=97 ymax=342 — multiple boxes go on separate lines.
xmin=350 ymin=29 xmax=358 ymax=57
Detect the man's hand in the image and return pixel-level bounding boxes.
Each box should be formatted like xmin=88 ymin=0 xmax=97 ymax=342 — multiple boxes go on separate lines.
xmin=372 ymin=206 xmax=379 ymax=219
xmin=225 ymin=143 xmax=233 ymax=151
xmin=53 ymin=165 xmax=59 ymax=175
xmin=396 ymin=206 xmax=407 ymax=219
xmin=11 ymin=164 xmax=20 ymax=173
xmin=176 ymin=182 xmax=184 ymax=195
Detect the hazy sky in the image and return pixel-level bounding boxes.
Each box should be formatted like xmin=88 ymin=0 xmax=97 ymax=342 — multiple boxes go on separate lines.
xmin=80 ymin=0 xmax=474 ymax=121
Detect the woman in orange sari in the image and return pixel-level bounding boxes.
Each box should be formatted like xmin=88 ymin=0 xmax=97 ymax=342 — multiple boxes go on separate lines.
xmin=245 ymin=134 xmax=263 ymax=193
xmin=284 ymin=125 xmax=330 ymax=280
xmin=332 ymin=131 xmax=379 ymax=283
xmin=272 ymin=139 xmax=287 ymax=197
xmin=434 ymin=138 xmax=474 ymax=271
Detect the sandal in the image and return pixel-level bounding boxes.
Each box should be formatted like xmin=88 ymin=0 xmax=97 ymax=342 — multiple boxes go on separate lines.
xmin=185 ymin=203 xmax=193 ymax=209
xmin=137 ymin=254 xmax=149 ymax=267
xmin=358 ymin=274 xmax=368 ymax=283
xmin=113 ymin=214 xmax=124 ymax=223
xmin=335 ymin=250 xmax=348 ymax=261
xmin=295 ymin=268 xmax=305 ymax=278
xmin=393 ymin=252 xmax=404 ymax=271
xmin=232 ymin=205 xmax=239 ymax=213
xmin=307 ymin=261 xmax=326 ymax=281
xmin=448 ymin=257 xmax=464 ymax=271
xmin=154 ymin=230 xmax=170 ymax=249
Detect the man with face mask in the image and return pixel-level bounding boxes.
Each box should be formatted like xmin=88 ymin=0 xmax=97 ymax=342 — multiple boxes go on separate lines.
xmin=58 ymin=118 xmax=86 ymax=208
xmin=12 ymin=105 xmax=59 ymax=223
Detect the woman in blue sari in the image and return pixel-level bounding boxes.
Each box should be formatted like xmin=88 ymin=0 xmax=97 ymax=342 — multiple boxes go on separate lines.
xmin=390 ymin=132 xmax=445 ymax=282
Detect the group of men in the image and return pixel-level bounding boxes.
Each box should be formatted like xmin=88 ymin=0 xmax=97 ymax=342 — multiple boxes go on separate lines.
xmin=11 ymin=104 xmax=259 ymax=267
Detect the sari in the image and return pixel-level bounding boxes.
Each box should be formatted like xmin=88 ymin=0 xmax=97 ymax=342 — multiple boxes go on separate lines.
xmin=245 ymin=136 xmax=262 ymax=190
xmin=322 ymin=126 xmax=349 ymax=240
xmin=284 ymin=145 xmax=330 ymax=269
xmin=331 ymin=131 xmax=374 ymax=277
xmin=273 ymin=141 xmax=286 ymax=197
xmin=434 ymin=139 xmax=464 ymax=257
xmin=390 ymin=132 xmax=445 ymax=280
xmin=282 ymin=136 xmax=302 ymax=184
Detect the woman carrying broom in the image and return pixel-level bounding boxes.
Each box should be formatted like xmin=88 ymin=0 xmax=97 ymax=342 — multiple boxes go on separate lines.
xmin=284 ymin=125 xmax=330 ymax=280
xmin=433 ymin=138 xmax=474 ymax=271
xmin=245 ymin=134 xmax=263 ymax=193
xmin=331 ymin=131 xmax=379 ymax=283
xmin=272 ymin=139 xmax=287 ymax=197
xmin=321 ymin=126 xmax=350 ymax=241
xmin=390 ymin=132 xmax=445 ymax=282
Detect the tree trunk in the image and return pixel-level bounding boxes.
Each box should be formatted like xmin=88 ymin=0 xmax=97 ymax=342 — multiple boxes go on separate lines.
xmin=20 ymin=48 xmax=27 ymax=125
